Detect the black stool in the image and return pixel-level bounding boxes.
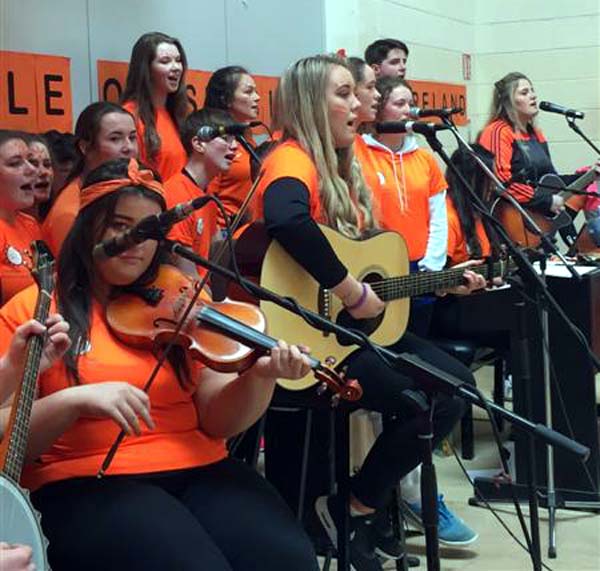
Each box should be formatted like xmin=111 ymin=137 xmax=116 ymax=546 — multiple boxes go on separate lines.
xmin=257 ymin=387 xmax=407 ymax=571
xmin=431 ymin=338 xmax=506 ymax=460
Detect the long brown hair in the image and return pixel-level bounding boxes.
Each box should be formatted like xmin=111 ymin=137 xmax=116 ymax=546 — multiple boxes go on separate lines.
xmin=276 ymin=54 xmax=375 ymax=237
xmin=121 ymin=32 xmax=189 ymax=161
xmin=488 ymin=72 xmax=534 ymax=132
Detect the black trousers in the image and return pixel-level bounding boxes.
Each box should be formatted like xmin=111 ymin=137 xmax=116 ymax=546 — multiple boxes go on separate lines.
xmin=32 ymin=458 xmax=319 ymax=571
xmin=265 ymin=331 xmax=474 ymax=512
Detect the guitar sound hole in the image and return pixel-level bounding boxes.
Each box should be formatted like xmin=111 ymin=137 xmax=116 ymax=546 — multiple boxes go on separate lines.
xmin=334 ymin=272 xmax=385 ymax=346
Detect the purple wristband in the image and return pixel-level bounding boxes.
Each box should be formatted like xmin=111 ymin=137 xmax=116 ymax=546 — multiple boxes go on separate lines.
xmin=345 ymin=283 xmax=368 ymax=311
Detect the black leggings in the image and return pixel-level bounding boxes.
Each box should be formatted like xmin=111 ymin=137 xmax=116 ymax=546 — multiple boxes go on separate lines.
xmin=346 ymin=332 xmax=472 ymax=508
xmin=265 ymin=332 xmax=473 ymax=512
xmin=31 ymin=458 xmax=319 ymax=571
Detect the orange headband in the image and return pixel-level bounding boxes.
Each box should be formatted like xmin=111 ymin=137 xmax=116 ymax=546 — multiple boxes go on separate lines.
xmin=79 ymin=158 xmax=165 ymax=210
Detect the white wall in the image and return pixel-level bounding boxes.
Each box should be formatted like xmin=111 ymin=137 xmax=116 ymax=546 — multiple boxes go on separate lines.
xmin=0 ymin=0 xmax=325 ymax=121
xmin=473 ymin=0 xmax=600 ymax=173
xmin=324 ymin=0 xmax=600 ymax=173
xmin=324 ymin=0 xmax=476 ymax=153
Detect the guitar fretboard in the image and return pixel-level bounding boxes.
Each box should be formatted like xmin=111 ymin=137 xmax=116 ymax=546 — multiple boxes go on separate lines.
xmin=369 ymin=262 xmax=503 ymax=302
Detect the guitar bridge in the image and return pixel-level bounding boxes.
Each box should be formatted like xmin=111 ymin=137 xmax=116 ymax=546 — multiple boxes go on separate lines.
xmin=318 ymin=287 xmax=332 ymax=337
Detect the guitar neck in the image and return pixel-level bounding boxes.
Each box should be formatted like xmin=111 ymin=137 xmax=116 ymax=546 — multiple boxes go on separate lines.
xmin=370 ymin=262 xmax=503 ymax=302
xmin=1 ymin=291 xmax=51 ymax=482
xmin=559 ymin=169 xmax=597 ymax=200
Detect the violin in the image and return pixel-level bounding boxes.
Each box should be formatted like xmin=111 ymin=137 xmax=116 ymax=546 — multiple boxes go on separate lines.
xmin=106 ymin=265 xmax=362 ymax=402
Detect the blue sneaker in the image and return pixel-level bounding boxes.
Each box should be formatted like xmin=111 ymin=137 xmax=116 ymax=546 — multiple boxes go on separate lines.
xmin=401 ymin=495 xmax=478 ymax=546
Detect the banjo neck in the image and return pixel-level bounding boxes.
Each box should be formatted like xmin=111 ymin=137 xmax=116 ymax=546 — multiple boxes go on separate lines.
xmin=0 ymin=241 xmax=54 ymax=482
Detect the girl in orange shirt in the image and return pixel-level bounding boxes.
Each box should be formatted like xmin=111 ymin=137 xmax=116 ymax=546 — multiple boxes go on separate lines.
xmin=0 ymin=158 xmax=318 ymax=571
xmin=24 ymin=134 xmax=54 ymax=221
xmin=41 ymin=102 xmax=138 ymax=256
xmin=121 ymin=32 xmax=188 ymax=181
xmin=252 ymin=55 xmax=481 ymax=568
xmin=205 ymin=66 xmax=261 ymax=228
xmin=0 ymin=130 xmax=41 ymax=306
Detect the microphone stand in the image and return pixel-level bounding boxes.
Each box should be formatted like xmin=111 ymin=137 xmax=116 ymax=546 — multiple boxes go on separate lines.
xmin=565 ymin=116 xmax=600 ymax=156
xmin=164 ymin=237 xmax=590 ymax=571
xmin=236 ymin=134 xmax=262 ymax=166
xmin=426 ymin=121 xmax=600 ymax=563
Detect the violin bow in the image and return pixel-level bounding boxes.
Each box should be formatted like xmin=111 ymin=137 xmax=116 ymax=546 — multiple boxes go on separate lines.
xmin=98 ymin=156 xmax=267 ymax=477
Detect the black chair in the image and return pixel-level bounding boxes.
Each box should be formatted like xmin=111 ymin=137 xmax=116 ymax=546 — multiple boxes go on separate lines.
xmin=431 ymin=338 xmax=506 ymax=460
xmin=247 ymin=387 xmax=407 ymax=571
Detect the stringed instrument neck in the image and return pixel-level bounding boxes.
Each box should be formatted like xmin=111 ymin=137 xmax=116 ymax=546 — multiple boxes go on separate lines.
xmin=370 ymin=261 xmax=505 ymax=302
xmin=0 ymin=242 xmax=54 ymax=482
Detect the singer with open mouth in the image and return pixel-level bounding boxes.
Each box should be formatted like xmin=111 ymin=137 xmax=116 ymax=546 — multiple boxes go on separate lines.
xmin=478 ymin=72 xmax=600 ymax=222
xmin=121 ymin=32 xmax=188 ymax=182
xmin=248 ymin=54 xmax=485 ymax=570
xmin=0 ymin=130 xmax=41 ymax=306
xmin=205 ymin=65 xmax=262 ymax=229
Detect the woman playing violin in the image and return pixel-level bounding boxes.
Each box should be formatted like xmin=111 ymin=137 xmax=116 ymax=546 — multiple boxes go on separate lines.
xmin=0 ymin=158 xmax=319 ymax=571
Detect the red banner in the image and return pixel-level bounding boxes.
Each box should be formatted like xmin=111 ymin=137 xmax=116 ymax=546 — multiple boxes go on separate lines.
xmin=0 ymin=51 xmax=72 ymax=132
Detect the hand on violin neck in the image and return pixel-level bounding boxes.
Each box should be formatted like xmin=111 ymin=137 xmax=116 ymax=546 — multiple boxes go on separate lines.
xmin=249 ymin=340 xmax=312 ymax=383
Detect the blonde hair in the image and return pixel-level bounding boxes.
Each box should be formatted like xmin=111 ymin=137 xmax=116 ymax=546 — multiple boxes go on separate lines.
xmin=489 ymin=72 xmax=535 ymax=132
xmin=276 ymin=54 xmax=375 ymax=238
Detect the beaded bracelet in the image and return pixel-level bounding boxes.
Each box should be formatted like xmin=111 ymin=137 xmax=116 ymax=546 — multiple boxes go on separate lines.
xmin=345 ymin=282 xmax=368 ymax=311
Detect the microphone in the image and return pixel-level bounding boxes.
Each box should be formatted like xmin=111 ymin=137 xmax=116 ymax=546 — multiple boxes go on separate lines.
xmin=375 ymin=121 xmax=452 ymax=136
xmin=409 ymin=106 xmax=463 ymax=119
xmin=93 ymin=196 xmax=212 ymax=259
xmin=196 ymin=121 xmax=261 ymax=142
xmin=539 ymin=101 xmax=584 ymax=120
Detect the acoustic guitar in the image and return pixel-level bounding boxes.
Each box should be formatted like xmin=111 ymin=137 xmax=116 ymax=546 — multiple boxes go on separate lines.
xmin=235 ymin=224 xmax=512 ymax=391
xmin=491 ymin=168 xmax=597 ymax=248
xmin=0 ymin=241 xmax=55 ymax=570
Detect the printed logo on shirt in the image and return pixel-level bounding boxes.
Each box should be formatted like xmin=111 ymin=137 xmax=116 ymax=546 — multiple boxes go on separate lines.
xmin=5 ymin=246 xmax=23 ymax=266
xmin=377 ymin=172 xmax=386 ymax=185
xmin=196 ymin=218 xmax=204 ymax=236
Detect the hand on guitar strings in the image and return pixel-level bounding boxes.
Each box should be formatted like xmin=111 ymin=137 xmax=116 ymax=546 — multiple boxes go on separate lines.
xmin=550 ymin=194 xmax=566 ymax=214
xmin=436 ymin=260 xmax=488 ymax=297
xmin=333 ymin=274 xmax=385 ymax=319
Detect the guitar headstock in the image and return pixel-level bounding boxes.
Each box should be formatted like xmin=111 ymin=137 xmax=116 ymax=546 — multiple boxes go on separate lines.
xmin=30 ymin=241 xmax=55 ymax=295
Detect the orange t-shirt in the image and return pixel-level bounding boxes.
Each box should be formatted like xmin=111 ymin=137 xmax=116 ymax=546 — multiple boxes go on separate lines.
xmin=253 ymin=140 xmax=322 ymax=222
xmin=446 ymin=198 xmax=491 ymax=266
xmin=0 ymin=213 xmax=42 ymax=306
xmin=207 ymin=139 xmax=255 ymax=228
xmin=122 ymin=101 xmax=187 ymax=182
xmin=0 ymin=285 xmax=227 ymax=491
xmin=358 ymin=139 xmax=447 ymax=261
xmin=165 ymin=171 xmax=218 ymax=278
xmin=353 ymin=135 xmax=381 ymax=197
xmin=40 ymin=178 xmax=82 ymax=257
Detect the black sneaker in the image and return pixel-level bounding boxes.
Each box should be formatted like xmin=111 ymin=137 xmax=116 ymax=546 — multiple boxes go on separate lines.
xmin=372 ymin=508 xmax=403 ymax=559
xmin=371 ymin=509 xmax=420 ymax=567
xmin=315 ymin=495 xmax=383 ymax=571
